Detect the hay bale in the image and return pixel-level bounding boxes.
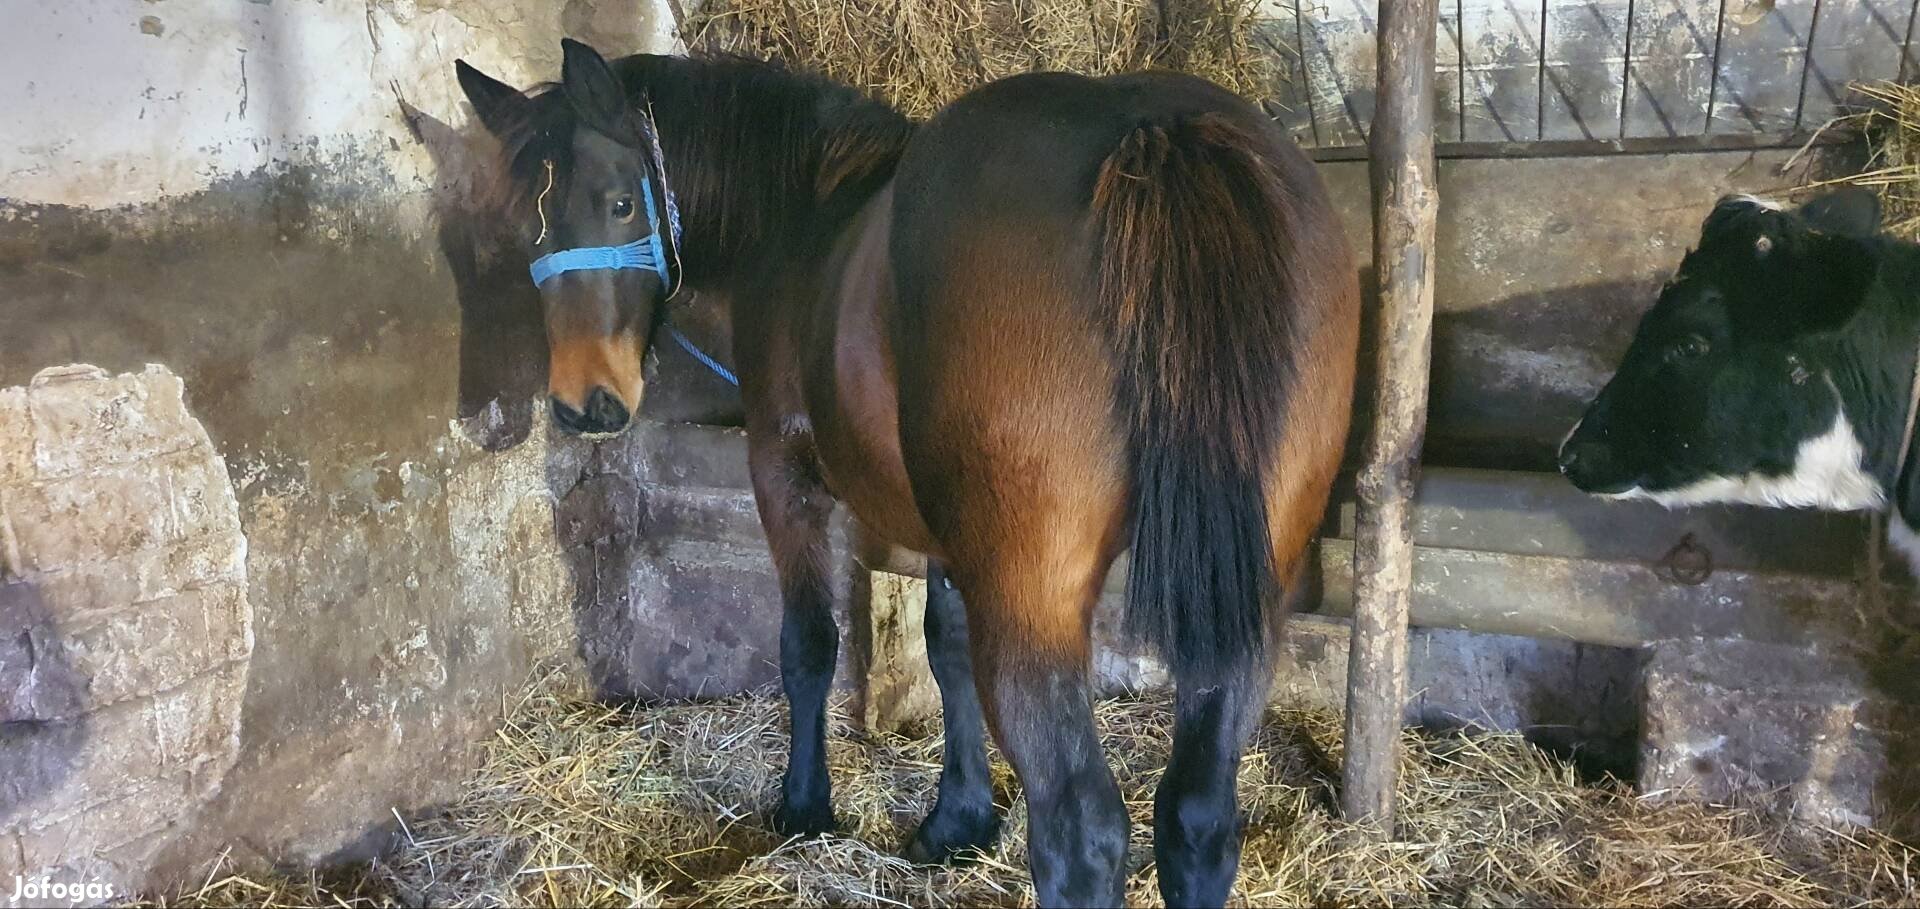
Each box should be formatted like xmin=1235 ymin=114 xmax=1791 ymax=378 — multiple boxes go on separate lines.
xmin=136 ymin=670 xmax=1920 ymax=908
xmin=678 ymin=0 xmax=1284 ymax=119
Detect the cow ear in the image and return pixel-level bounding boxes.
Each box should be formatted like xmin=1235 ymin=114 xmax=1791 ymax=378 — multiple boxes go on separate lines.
xmin=561 ymin=38 xmax=638 ymax=145
xmin=1789 ymin=232 xmax=1880 ymax=333
xmin=454 ymin=59 xmax=528 ymax=136
xmin=1797 ymin=188 xmax=1882 ymax=238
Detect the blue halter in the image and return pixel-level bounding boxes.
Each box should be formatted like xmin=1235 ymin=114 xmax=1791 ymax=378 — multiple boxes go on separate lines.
xmin=524 ymin=156 xmax=738 ymax=387
xmin=527 ymin=179 xmax=673 ymax=288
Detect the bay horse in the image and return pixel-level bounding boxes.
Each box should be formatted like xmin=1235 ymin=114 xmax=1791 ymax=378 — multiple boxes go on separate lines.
xmin=455 ymin=39 xmax=1358 ymax=907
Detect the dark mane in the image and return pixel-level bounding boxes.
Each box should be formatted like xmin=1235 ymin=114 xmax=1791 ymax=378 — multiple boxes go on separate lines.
xmin=622 ymin=53 xmax=915 ymax=277
xmin=478 ymin=82 xmax=574 ymax=229
xmin=482 ymin=53 xmax=915 ymax=281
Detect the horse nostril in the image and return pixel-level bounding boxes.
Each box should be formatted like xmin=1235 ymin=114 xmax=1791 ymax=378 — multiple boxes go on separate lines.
xmin=584 ymin=387 xmax=630 ymax=432
xmin=550 ymin=389 xmax=629 ymax=435
xmin=551 ymin=395 xmax=588 ymax=433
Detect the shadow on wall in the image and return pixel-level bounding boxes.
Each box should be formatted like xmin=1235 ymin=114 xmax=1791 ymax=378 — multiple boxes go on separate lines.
xmin=0 ymin=581 xmax=89 ymax=850
xmin=1338 ymin=268 xmax=1650 ymax=474
xmin=406 ymin=98 xmax=642 ymax=700
xmin=410 ymin=94 xmax=756 ymax=702
xmin=1427 ymin=276 xmax=1653 ymax=472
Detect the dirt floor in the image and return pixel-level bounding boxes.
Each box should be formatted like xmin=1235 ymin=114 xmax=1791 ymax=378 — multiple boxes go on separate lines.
xmin=140 ymin=673 xmax=1920 ymax=908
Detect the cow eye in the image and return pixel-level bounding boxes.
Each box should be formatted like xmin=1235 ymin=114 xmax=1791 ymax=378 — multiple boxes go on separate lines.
xmin=1786 ymin=354 xmax=1813 ymax=386
xmin=611 ymin=196 xmax=636 ymax=223
xmin=1666 ymin=335 xmax=1711 ymax=363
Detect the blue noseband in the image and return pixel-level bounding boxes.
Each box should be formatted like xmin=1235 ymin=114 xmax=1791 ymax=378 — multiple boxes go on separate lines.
xmin=528 ymin=179 xmax=674 ymax=288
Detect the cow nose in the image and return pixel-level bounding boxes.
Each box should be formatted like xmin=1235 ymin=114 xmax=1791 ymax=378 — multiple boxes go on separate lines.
xmin=1559 ymin=438 xmax=1625 ymax=491
xmin=1557 ymin=440 xmax=1587 ymax=475
xmin=550 ymin=387 xmax=631 ymax=436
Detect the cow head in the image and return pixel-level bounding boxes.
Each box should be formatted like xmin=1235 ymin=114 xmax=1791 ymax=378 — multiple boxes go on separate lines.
xmin=1559 ymin=188 xmax=1904 ymax=511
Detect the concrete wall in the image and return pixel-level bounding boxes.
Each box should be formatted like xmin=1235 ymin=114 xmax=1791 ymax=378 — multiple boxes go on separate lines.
xmin=0 ymin=0 xmax=679 ymax=892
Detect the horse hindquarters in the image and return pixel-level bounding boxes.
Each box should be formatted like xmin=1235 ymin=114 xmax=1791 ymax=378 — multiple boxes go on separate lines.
xmin=890 ymin=74 xmax=1355 ymax=908
xmin=890 ymin=259 xmax=1136 ymax=906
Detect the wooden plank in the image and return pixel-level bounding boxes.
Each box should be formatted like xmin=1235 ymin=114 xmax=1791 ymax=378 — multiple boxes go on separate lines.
xmin=1457 ymin=0 xmax=1544 ymax=141
xmin=853 ymin=466 xmax=1872 ymax=649
xmin=1298 ymin=0 xmax=1379 ymax=146
xmin=1708 ymin=0 xmax=1818 ymax=134
xmin=1620 ymin=0 xmax=1721 ymax=137
xmin=1344 ymin=0 xmax=1439 ymax=835
xmin=858 ymin=536 xmax=1865 ymax=651
xmin=1542 ymin=0 xmax=1632 ymax=139
xmin=1797 ymin=0 xmax=1911 ymax=128
xmin=1311 ymin=541 xmax=1864 ymax=648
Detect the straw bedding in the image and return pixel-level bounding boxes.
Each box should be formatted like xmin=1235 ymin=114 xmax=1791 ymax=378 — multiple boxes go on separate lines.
xmin=140 ymin=671 xmax=1919 ymax=908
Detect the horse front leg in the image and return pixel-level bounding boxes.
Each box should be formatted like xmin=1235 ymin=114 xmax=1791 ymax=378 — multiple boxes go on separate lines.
xmin=749 ymin=436 xmax=840 ymax=837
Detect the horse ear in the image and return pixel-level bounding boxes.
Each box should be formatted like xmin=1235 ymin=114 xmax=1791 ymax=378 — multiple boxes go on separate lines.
xmin=454 ymin=59 xmax=527 ymax=136
xmin=560 ymin=38 xmax=637 ymax=144
xmin=1798 ymin=187 xmax=1882 ymax=238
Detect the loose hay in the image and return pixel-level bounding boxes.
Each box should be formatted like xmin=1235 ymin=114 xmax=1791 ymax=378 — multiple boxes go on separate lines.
xmin=1803 ymin=81 xmax=1920 ymax=241
xmin=142 ymin=672 xmax=1920 ymax=908
xmin=678 ymin=0 xmax=1284 ymax=120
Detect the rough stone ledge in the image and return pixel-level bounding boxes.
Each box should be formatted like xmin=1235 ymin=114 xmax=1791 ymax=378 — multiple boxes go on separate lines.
xmin=29 ymin=531 xmax=249 ymax=631
xmin=1640 ymin=637 xmax=1916 ymax=830
xmin=23 ymin=365 xmax=207 ymax=482
xmin=0 ymin=364 xmax=251 ymax=894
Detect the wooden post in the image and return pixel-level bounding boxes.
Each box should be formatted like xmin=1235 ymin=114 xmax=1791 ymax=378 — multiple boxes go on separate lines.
xmin=1342 ymin=0 xmax=1440 ymax=834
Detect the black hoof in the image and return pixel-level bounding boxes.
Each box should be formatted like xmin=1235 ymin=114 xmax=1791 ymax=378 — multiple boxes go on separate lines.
xmin=771 ymin=799 xmax=839 ymax=838
xmin=903 ymin=806 xmax=1001 ymax=865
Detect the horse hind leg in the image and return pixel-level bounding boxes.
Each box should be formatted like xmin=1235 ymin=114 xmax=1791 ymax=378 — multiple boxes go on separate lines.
xmin=903 ymin=560 xmax=1002 ymax=864
xmin=1156 ymin=495 xmax=1323 ymax=906
xmin=948 ymin=541 xmax=1128 ymax=908
xmin=1153 ymin=644 xmax=1274 ymax=907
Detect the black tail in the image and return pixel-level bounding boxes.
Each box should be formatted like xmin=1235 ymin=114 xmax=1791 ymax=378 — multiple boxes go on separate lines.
xmin=1092 ymin=113 xmax=1303 ymax=680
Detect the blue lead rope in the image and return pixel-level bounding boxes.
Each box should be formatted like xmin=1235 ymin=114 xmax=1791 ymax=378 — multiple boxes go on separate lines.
xmin=666 ymin=323 xmax=739 ymax=387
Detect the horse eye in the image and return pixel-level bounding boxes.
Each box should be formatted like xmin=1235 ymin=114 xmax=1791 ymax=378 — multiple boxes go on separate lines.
xmin=1666 ymin=335 xmax=1710 ymax=363
xmin=611 ymin=196 xmax=636 ymax=222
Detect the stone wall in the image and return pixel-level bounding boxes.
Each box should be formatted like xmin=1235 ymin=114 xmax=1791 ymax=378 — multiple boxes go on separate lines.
xmin=0 ymin=365 xmax=250 ymax=893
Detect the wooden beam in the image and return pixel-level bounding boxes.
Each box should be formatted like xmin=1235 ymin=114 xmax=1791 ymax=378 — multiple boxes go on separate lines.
xmin=1303 ymin=130 xmax=1851 ymax=163
xmin=1343 ymin=0 xmax=1440 ymax=835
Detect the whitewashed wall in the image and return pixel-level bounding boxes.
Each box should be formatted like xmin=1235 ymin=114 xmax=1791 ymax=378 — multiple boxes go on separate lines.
xmin=0 ymin=0 xmax=679 ymax=210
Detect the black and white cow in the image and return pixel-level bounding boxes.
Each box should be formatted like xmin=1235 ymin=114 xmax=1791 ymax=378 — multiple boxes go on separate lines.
xmin=1559 ymin=188 xmax=1920 ymax=568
